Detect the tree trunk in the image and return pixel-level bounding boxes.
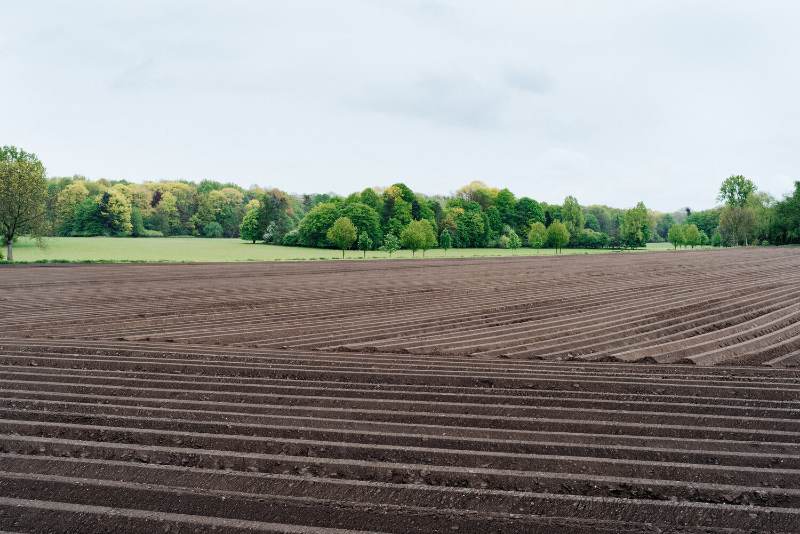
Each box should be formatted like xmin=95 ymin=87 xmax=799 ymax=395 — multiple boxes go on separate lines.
xmin=341 ymin=249 xmax=345 ymax=259
xmin=6 ymin=241 xmax=11 ymax=262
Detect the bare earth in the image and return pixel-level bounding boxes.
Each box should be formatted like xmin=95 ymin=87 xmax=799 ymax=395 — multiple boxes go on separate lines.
xmin=1 ymin=248 xmax=799 ymax=533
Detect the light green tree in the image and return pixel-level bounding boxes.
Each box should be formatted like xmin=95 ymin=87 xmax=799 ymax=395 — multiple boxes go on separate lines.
xmin=239 ymin=207 xmax=261 ymax=243
xmin=327 ymin=217 xmax=357 ymax=258
xmin=507 ymin=229 xmax=522 ymax=253
xmin=546 ymin=221 xmax=570 ymax=254
xmin=561 ymin=195 xmax=585 ymax=237
xmin=0 ymin=146 xmax=47 ymax=261
xmin=357 ymin=230 xmax=373 ymax=258
xmin=683 ymin=224 xmax=701 ymax=248
xmin=667 ymin=224 xmax=685 ymax=250
xmin=528 ymin=222 xmax=547 ymax=253
xmin=99 ymin=189 xmax=133 ymax=235
xmin=401 ymin=220 xmax=437 ymax=257
xmin=55 ymin=181 xmax=89 ymax=235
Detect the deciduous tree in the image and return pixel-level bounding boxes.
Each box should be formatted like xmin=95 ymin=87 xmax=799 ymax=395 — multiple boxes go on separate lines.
xmin=546 ymin=221 xmax=570 ymax=253
xmin=327 ymin=217 xmax=357 ymax=258
xmin=0 ymin=146 xmax=47 ymax=261
xmin=528 ymin=222 xmax=547 ymax=253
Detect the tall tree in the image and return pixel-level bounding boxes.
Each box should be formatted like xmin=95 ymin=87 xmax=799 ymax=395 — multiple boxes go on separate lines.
xmin=239 ymin=206 xmax=261 ymax=243
xmin=718 ymin=175 xmax=756 ymax=207
xmin=0 ymin=146 xmax=47 ymax=261
xmin=619 ymin=202 xmax=650 ymax=249
xmin=561 ymin=195 xmax=585 ymax=237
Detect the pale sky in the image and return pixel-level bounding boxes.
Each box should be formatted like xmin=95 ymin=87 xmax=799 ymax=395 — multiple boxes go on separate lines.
xmin=3 ymin=1 xmax=799 ymax=211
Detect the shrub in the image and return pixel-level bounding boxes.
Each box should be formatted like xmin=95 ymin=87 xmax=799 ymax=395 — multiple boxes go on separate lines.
xmin=282 ymin=229 xmax=300 ymax=246
xmin=203 ymin=221 xmax=224 ymax=238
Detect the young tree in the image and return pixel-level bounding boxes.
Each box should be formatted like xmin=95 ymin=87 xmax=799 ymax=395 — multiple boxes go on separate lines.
xmin=0 ymin=146 xmax=47 ymax=261
xmin=327 ymin=217 xmax=357 ymax=258
xmin=440 ymin=229 xmax=452 ymax=253
xmin=528 ymin=222 xmax=547 ymax=253
xmin=546 ymin=221 xmax=570 ymax=254
xmin=401 ymin=220 xmax=437 ymax=257
xmin=507 ymin=229 xmax=522 ymax=253
xmin=357 ymin=231 xmax=373 ymax=258
xmin=381 ymin=233 xmax=400 ymax=257
xmin=683 ymin=224 xmax=701 ymax=248
xmin=667 ymin=224 xmax=685 ymax=250
xmin=239 ymin=206 xmax=261 ymax=243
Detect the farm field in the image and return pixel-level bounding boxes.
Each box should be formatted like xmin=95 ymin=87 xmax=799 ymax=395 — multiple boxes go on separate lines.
xmin=10 ymin=236 xmax=687 ymax=262
xmin=1 ymin=247 xmax=800 ymax=533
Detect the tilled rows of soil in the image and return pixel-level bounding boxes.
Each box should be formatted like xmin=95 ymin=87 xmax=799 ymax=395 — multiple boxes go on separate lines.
xmin=1 ymin=249 xmax=800 ymax=532
xmin=1 ymin=248 xmax=800 ymax=365
xmin=0 ymin=341 xmax=799 ymax=532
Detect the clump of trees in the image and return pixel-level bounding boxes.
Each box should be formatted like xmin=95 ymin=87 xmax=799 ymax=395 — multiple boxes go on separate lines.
xmin=5 ymin=144 xmax=800 ymax=262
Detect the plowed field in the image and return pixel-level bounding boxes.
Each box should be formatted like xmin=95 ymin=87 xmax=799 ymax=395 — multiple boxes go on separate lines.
xmin=1 ymin=248 xmax=799 ymax=533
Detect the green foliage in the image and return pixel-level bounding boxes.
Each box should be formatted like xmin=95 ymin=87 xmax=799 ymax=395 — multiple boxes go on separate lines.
xmin=439 ymin=229 xmax=452 ymax=252
xmin=620 ymin=202 xmax=650 ymax=249
xmin=298 ymin=202 xmax=340 ymax=247
xmin=528 ymin=222 xmax=547 ymax=250
xmin=401 ymin=219 xmax=437 ymax=257
xmin=98 ymin=189 xmax=133 ymax=235
xmin=340 ymin=202 xmax=382 ymax=248
xmin=683 ymin=224 xmax=701 ymax=248
xmin=573 ymin=229 xmax=610 ymax=249
xmin=718 ymin=175 xmax=756 ymax=207
xmin=655 ymin=213 xmax=674 ymax=240
xmin=357 ymin=231 xmax=373 ymax=258
xmin=719 ymin=205 xmax=756 ymax=246
xmin=506 ymin=229 xmax=522 ymax=251
xmin=562 ymin=195 xmax=585 ymax=237
xmin=130 ymin=207 xmax=146 ymax=237
xmin=258 ymin=189 xmax=294 ymax=244
xmin=513 ymin=197 xmax=544 ymax=236
xmin=546 ymin=221 xmax=570 ymax=252
xmin=239 ymin=207 xmax=261 ymax=243
xmin=203 ymin=221 xmax=224 ymax=238
xmin=0 ymin=145 xmax=47 ymax=260
xmin=381 ymin=233 xmax=400 ymax=256
xmin=668 ymin=224 xmax=685 ymax=249
xmin=584 ymin=212 xmax=601 ymax=232
xmin=495 ymin=188 xmax=516 ymax=227
xmin=685 ymin=209 xmax=720 ymax=238
xmin=327 ymin=217 xmax=357 ymax=258
xmin=55 ymin=181 xmax=89 ymax=235
xmin=771 ymin=181 xmax=800 ymax=244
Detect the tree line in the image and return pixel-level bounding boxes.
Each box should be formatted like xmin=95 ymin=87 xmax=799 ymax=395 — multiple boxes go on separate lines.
xmin=2 ymin=145 xmax=799 ymax=260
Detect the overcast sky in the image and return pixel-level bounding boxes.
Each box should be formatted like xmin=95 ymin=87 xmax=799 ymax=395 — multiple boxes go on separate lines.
xmin=3 ymin=1 xmax=799 ymax=210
